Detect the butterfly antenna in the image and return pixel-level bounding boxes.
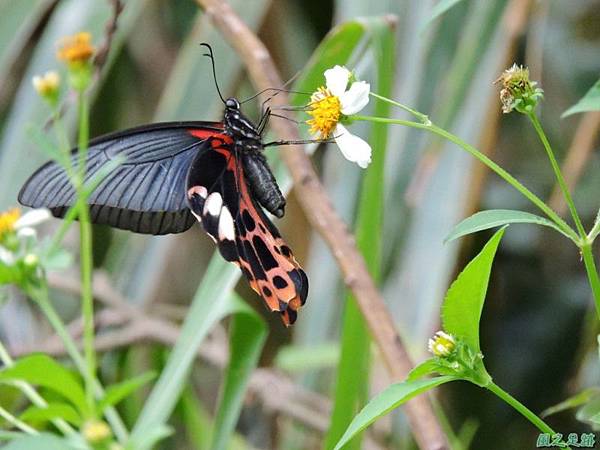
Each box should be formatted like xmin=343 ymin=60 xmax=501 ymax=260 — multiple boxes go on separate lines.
xmin=200 ymin=43 xmax=226 ymax=104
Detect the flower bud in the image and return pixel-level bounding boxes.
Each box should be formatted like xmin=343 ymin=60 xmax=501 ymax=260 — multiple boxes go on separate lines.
xmin=23 ymin=254 xmax=39 ymax=268
xmin=495 ymin=64 xmax=544 ymax=114
xmin=56 ymin=32 xmax=95 ymax=91
xmin=32 ymin=71 xmax=60 ymax=106
xmin=428 ymin=331 xmax=456 ymax=357
xmin=82 ymin=420 xmax=112 ymax=444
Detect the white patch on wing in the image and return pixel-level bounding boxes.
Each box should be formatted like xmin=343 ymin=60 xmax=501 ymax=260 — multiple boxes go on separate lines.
xmin=204 ymin=192 xmax=223 ymax=217
xmin=218 ymin=206 xmax=235 ymax=241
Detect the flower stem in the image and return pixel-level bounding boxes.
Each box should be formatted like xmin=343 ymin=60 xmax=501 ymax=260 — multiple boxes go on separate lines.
xmin=486 ymin=381 xmax=570 ymax=450
xmin=352 ymin=115 xmax=579 ymax=243
xmin=28 ymin=283 xmax=129 ymax=442
xmin=527 ymin=113 xmax=586 ymax=238
xmin=369 ymin=92 xmax=431 ymax=125
xmin=0 ymin=406 xmax=38 ymax=435
xmin=580 ymin=243 xmax=600 ymax=321
xmin=76 ymin=91 xmax=96 ymax=417
xmin=0 ymin=340 xmax=75 ymax=436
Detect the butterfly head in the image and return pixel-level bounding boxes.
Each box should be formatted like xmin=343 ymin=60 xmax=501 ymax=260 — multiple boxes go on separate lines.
xmin=223 ymin=97 xmax=263 ymax=151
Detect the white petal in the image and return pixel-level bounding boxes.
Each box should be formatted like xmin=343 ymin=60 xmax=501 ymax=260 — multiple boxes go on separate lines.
xmin=334 ymin=124 xmax=372 ymax=169
xmin=15 ymin=208 xmax=51 ymax=229
xmin=17 ymin=227 xmax=37 ymax=239
xmin=324 ymin=65 xmax=351 ymax=97
xmin=340 ymin=81 xmax=370 ymax=115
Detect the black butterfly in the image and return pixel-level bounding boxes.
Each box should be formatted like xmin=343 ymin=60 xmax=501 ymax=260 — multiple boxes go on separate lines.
xmin=19 ymin=71 xmax=308 ymax=325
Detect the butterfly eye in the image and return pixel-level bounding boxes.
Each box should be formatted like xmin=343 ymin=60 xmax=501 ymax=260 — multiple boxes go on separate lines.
xmin=226 ymin=98 xmax=240 ymax=109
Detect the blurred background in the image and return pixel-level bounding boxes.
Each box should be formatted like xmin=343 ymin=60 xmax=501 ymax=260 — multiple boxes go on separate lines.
xmin=0 ymin=0 xmax=599 ymax=449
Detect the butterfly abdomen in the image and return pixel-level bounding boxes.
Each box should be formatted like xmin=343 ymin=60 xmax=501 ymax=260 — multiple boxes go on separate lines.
xmin=243 ymin=152 xmax=285 ymax=218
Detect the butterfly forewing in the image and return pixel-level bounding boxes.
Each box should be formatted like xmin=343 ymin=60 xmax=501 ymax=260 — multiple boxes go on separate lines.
xmin=18 ymin=122 xmax=222 ymax=235
xmin=186 ymin=136 xmax=308 ymax=325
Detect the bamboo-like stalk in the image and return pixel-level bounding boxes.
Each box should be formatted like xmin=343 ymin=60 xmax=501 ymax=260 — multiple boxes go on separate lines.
xmin=193 ymin=1 xmax=450 ymax=449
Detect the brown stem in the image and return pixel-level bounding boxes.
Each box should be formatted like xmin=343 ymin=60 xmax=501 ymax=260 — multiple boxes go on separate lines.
xmin=93 ymin=0 xmax=124 ymax=71
xmin=194 ymin=1 xmax=449 ymax=449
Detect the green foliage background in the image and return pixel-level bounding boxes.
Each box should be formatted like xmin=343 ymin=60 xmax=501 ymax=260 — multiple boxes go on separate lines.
xmin=0 ymin=0 xmax=599 ymax=449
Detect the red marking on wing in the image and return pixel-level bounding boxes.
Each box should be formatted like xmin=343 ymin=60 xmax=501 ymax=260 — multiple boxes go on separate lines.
xmin=188 ymin=126 xmax=230 ymax=142
xmin=232 ymin=158 xmax=307 ymax=326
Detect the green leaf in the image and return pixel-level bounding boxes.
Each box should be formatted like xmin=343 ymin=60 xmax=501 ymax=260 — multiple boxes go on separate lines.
xmin=290 ymin=20 xmax=366 ymax=104
xmin=576 ymin=395 xmax=600 ymax=426
xmin=210 ymin=299 xmax=267 ymax=450
xmin=0 ymin=433 xmax=73 ymax=450
xmin=333 ymin=376 xmax=458 ymax=450
xmin=0 ymin=354 xmax=88 ymax=417
xmin=0 ymin=260 xmax=22 ymax=286
xmin=442 ymin=227 xmax=506 ymax=354
xmin=407 ymin=358 xmax=444 ymax=381
xmin=541 ymin=388 xmax=600 ymax=418
xmin=562 ymin=79 xmax=600 ymax=117
xmin=97 ymin=371 xmax=156 ymax=413
xmin=20 ymin=402 xmax=82 ymax=427
xmin=421 ymin=0 xmax=467 ymax=30
xmin=445 ymin=209 xmax=571 ymax=242
xmin=129 ymin=280 xmax=265 ymax=450
xmin=275 ymin=343 xmax=339 ymax=372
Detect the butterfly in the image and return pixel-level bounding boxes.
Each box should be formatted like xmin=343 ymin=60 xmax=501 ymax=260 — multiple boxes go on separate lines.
xmin=17 ymin=94 xmax=308 ymax=326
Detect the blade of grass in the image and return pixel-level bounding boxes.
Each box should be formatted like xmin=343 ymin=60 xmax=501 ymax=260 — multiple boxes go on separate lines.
xmin=210 ymin=298 xmax=267 ymax=450
xmin=324 ymin=19 xmax=394 ymax=450
xmin=292 ymin=20 xmax=369 ymax=380
xmin=129 ymin=271 xmax=265 ymax=450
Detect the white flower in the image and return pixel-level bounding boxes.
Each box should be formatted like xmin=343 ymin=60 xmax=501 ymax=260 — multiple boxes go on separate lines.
xmin=307 ymin=65 xmax=372 ymax=168
xmin=14 ymin=208 xmax=51 ymax=239
xmin=14 ymin=208 xmax=51 ymax=229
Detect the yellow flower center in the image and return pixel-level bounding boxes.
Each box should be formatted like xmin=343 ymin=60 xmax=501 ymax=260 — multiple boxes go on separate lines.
xmin=0 ymin=208 xmax=20 ymax=241
xmin=57 ymin=32 xmax=95 ymax=65
xmin=306 ymin=87 xmax=342 ymax=138
xmin=428 ymin=331 xmax=456 ymax=357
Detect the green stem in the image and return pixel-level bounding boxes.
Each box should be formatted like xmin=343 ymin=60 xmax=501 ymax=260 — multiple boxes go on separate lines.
xmin=352 ymin=114 xmax=579 ymax=243
xmin=0 ymin=341 xmax=75 ymax=436
xmin=28 ymin=283 xmax=129 ymax=442
xmin=0 ymin=406 xmax=38 ymax=435
xmin=527 ymin=113 xmax=586 ymax=238
xmin=75 ymin=91 xmax=96 ymax=417
xmin=486 ymin=381 xmax=570 ymax=450
xmin=370 ymin=92 xmax=431 ymax=125
xmin=581 ymin=243 xmax=600 ymax=321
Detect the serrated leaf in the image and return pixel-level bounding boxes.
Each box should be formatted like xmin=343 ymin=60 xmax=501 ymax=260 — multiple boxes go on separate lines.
xmin=407 ymin=358 xmax=444 ymax=381
xmin=446 ymin=209 xmax=572 ymax=242
xmin=442 ymin=228 xmax=506 ymax=354
xmin=333 ymin=376 xmax=458 ymax=450
xmin=20 ymin=402 xmax=82 ymax=427
xmin=562 ymin=79 xmax=600 ymax=118
xmin=97 ymin=371 xmax=156 ymax=413
xmin=0 ymin=354 xmax=88 ymax=416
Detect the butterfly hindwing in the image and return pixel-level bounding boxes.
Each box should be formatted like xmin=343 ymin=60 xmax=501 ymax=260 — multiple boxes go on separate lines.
xmin=186 ymin=137 xmax=308 ymax=325
xmin=18 ymin=122 xmax=223 ymax=235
